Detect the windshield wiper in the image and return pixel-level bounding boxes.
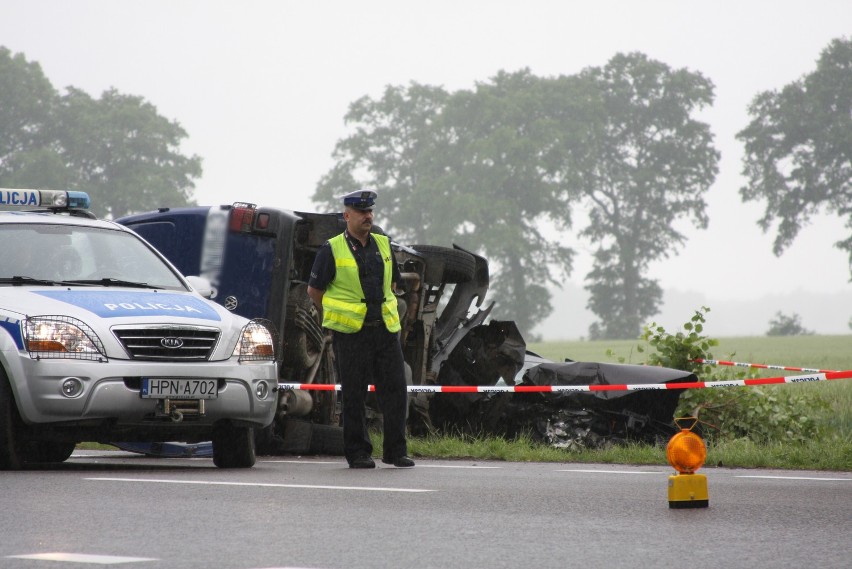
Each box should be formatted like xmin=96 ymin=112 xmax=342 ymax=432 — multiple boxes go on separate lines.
xmin=62 ymin=278 xmax=159 ymax=289
xmin=0 ymin=276 xmax=61 ymax=286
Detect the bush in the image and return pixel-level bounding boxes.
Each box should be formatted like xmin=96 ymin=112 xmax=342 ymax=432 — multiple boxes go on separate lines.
xmin=632 ymin=307 xmax=826 ymax=443
xmin=766 ymin=311 xmax=813 ymax=336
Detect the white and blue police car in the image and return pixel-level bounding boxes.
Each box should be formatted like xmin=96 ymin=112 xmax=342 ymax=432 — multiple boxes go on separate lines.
xmin=0 ymin=189 xmax=278 ymax=469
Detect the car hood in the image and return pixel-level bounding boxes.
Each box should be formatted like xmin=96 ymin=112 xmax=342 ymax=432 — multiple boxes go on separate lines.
xmin=2 ymin=287 xmax=225 ymax=322
xmin=0 ymin=287 xmax=245 ymax=359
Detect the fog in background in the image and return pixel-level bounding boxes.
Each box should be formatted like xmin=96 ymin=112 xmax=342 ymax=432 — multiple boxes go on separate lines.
xmin=2 ymin=0 xmax=850 ymax=339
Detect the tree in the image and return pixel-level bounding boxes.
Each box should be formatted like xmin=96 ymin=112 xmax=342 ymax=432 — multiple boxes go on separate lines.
xmin=766 ymin=311 xmax=813 ymax=336
xmin=314 ymin=82 xmax=452 ymax=234
xmin=53 ymin=87 xmax=202 ymax=218
xmin=737 ymin=37 xmax=852 ymax=277
xmin=315 ymin=55 xmax=718 ymax=340
xmin=565 ymin=53 xmax=719 ymax=339
xmin=427 ymin=71 xmax=577 ymax=333
xmin=0 ymin=47 xmax=59 ymax=183
xmin=315 ymin=73 xmax=576 ymax=337
xmin=0 ymin=47 xmax=201 ymax=217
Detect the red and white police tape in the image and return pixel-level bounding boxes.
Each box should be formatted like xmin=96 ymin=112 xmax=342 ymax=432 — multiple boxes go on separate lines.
xmin=278 ymin=369 xmax=852 ymax=394
xmin=692 ymin=358 xmax=837 ymax=374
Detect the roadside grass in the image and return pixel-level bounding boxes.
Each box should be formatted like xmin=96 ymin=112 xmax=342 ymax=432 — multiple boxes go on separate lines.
xmin=394 ymin=432 xmax=852 ymax=472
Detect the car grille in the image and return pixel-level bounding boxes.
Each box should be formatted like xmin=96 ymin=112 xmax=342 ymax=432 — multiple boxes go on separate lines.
xmin=112 ymin=326 xmax=221 ymax=361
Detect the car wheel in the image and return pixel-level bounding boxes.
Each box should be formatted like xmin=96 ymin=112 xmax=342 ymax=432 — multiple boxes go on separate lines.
xmin=212 ymin=422 xmax=256 ymax=468
xmin=21 ymin=441 xmax=76 ymax=464
xmin=0 ymin=367 xmax=25 ymax=470
xmin=411 ymin=245 xmax=476 ymax=284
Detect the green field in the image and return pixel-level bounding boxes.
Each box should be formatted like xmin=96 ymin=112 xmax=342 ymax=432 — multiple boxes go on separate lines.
xmin=529 ymin=334 xmax=852 ymax=372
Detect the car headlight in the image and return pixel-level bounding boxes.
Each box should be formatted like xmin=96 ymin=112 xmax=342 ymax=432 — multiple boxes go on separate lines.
xmin=24 ymin=316 xmax=106 ymax=360
xmin=234 ymin=319 xmax=276 ymax=362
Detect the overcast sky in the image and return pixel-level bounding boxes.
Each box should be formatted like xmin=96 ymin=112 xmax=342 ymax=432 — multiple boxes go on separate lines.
xmin=2 ymin=1 xmax=850 ymax=337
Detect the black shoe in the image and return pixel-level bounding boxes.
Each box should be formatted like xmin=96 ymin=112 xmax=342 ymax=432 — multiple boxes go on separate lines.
xmin=349 ymin=455 xmax=376 ymax=469
xmin=382 ymin=455 xmax=415 ymax=468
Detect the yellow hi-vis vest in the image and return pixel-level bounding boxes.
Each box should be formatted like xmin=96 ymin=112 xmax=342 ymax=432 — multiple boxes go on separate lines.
xmin=322 ymin=233 xmax=401 ymax=333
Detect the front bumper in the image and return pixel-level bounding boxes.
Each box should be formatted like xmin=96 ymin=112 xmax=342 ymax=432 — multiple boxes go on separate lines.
xmin=4 ymin=352 xmax=278 ymax=429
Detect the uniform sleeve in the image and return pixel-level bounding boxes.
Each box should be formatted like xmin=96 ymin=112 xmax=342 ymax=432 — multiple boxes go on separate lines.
xmin=308 ymin=242 xmax=335 ymax=291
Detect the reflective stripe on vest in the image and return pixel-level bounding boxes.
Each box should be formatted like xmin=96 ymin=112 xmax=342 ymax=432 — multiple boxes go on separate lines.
xmin=322 ymin=233 xmax=401 ymax=333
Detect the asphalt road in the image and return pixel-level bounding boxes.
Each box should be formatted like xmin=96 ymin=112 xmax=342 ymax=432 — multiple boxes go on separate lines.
xmin=1 ymin=450 xmax=849 ymax=569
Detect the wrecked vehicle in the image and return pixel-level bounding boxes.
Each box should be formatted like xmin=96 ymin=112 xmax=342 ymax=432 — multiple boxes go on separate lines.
xmin=429 ymin=349 xmax=698 ymax=448
xmin=117 ymin=202 xmax=695 ymax=453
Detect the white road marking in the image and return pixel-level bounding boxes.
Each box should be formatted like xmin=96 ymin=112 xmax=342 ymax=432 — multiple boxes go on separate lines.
xmin=260 ymin=459 xmax=500 ymax=468
xmin=260 ymin=460 xmax=340 ymax=464
xmin=556 ymin=469 xmax=663 ymax=474
xmin=736 ymin=475 xmax=851 ymax=481
xmin=86 ymin=477 xmax=434 ymax=493
xmin=6 ymin=553 xmax=157 ymax=564
xmin=415 ymin=464 xmax=501 ymax=469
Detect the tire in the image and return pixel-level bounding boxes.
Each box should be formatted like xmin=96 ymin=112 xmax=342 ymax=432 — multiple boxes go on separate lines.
xmin=309 ymin=423 xmax=344 ymax=456
xmin=0 ymin=368 xmax=25 ymax=470
xmin=1 ymin=367 xmax=76 ymax=468
xmin=22 ymin=441 xmax=76 ymax=464
xmin=212 ymin=422 xmax=256 ymax=468
xmin=283 ymin=283 xmax=323 ymax=369
xmin=280 ymin=417 xmax=313 ymax=454
xmin=411 ymin=245 xmax=476 ymax=284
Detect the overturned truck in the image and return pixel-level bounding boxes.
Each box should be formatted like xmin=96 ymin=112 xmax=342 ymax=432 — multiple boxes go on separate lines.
xmin=117 ymin=203 xmax=696 ymax=453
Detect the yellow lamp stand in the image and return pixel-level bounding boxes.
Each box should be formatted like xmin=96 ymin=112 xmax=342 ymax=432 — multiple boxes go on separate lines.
xmin=668 ymin=472 xmax=709 ymax=508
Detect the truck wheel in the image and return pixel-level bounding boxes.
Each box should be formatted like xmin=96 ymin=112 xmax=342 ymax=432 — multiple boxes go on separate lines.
xmin=309 ymin=423 xmax=344 ymax=455
xmin=0 ymin=368 xmax=25 ymax=470
xmin=212 ymin=422 xmax=256 ymax=468
xmin=283 ymin=283 xmax=323 ymax=369
xmin=411 ymin=245 xmax=476 ymax=284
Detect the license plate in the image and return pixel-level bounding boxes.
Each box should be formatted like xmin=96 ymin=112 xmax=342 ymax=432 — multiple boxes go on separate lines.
xmin=141 ymin=378 xmax=218 ymax=400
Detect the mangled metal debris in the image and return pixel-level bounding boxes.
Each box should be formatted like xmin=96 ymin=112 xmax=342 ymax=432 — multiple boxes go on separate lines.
xmin=424 ymin=333 xmax=698 ymax=448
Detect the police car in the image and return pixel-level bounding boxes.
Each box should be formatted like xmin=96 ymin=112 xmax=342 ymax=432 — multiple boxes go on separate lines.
xmin=0 ymin=189 xmax=278 ymax=469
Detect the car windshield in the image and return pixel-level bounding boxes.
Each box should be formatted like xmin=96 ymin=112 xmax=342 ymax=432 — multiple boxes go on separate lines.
xmin=0 ymin=223 xmax=186 ymax=290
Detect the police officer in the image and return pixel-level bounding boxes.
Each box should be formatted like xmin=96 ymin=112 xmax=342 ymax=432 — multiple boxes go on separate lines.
xmin=307 ymin=190 xmax=414 ymax=469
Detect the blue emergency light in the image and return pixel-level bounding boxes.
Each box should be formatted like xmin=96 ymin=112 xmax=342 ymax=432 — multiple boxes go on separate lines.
xmin=65 ymin=191 xmax=91 ymax=209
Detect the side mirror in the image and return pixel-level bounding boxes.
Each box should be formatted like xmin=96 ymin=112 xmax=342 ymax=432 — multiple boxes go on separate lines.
xmin=185 ymin=275 xmax=215 ymax=299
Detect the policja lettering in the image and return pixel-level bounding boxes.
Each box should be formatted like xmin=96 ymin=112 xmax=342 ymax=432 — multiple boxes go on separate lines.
xmin=103 ymin=302 xmax=203 ymax=313
xmin=0 ymin=190 xmax=39 ymax=206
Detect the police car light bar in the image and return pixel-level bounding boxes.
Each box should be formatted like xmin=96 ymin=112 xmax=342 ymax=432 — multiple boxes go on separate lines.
xmin=0 ymin=189 xmax=91 ymax=210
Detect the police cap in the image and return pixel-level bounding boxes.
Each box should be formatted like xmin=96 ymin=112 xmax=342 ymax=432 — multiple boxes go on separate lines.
xmin=341 ymin=189 xmax=377 ymax=211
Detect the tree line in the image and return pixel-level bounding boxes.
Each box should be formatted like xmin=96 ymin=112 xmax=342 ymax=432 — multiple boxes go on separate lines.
xmin=1 ymin=39 xmax=849 ymax=340
xmin=314 ymin=39 xmax=851 ymax=340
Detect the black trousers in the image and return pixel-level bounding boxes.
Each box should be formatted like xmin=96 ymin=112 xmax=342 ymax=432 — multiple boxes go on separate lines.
xmin=332 ymin=326 xmax=408 ymax=463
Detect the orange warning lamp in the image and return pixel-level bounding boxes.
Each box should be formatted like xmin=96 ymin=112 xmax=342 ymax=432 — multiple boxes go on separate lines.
xmin=666 ymin=417 xmax=709 ymax=508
